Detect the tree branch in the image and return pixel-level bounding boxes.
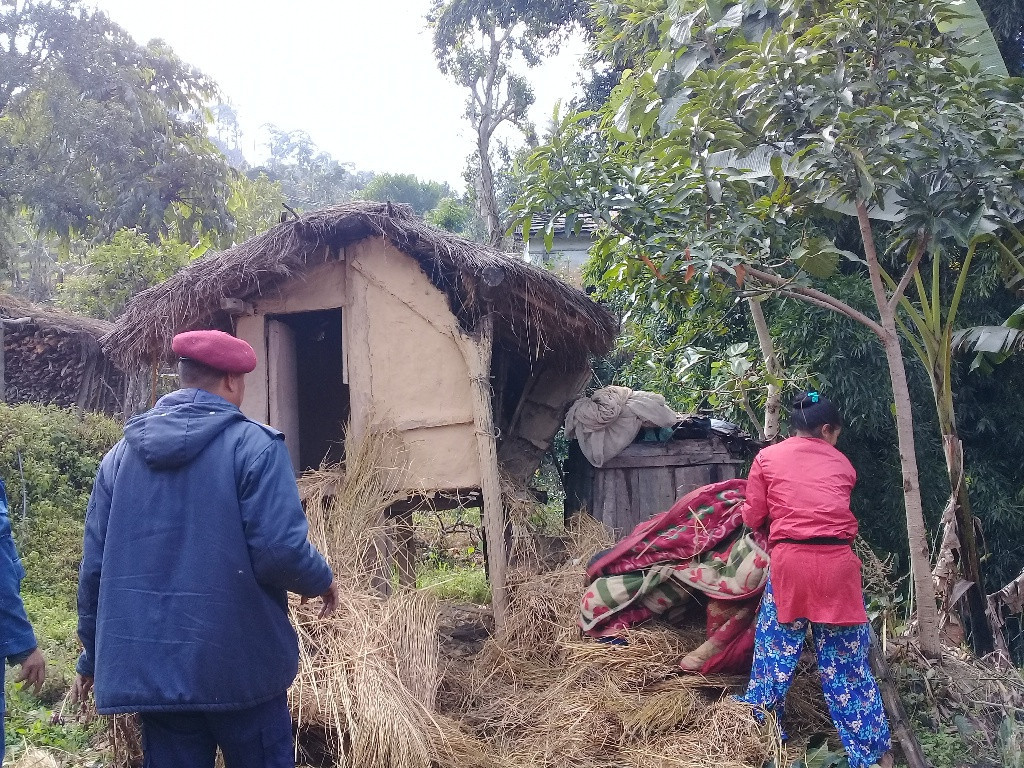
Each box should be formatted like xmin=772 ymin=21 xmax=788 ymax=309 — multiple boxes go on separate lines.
xmin=743 ymin=265 xmax=886 ymax=338
xmin=746 ymin=297 xmax=781 ymax=442
xmin=887 ymin=234 xmax=927 ymax=313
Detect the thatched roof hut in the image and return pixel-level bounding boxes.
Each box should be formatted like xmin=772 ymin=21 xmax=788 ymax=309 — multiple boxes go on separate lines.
xmin=0 ymin=295 xmax=124 ymax=414
xmin=106 ymin=202 xmax=616 ymax=606
xmin=105 ymin=200 xmax=615 ymax=494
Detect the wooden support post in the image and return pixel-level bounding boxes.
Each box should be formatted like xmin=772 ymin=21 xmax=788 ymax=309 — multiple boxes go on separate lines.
xmin=124 ymin=362 xmax=156 ymax=420
xmin=868 ymin=627 xmax=932 ymax=768
xmin=368 ymin=529 xmax=395 ymax=598
xmin=394 ymin=507 xmax=416 ymax=588
xmin=465 ymin=313 xmax=509 ymax=636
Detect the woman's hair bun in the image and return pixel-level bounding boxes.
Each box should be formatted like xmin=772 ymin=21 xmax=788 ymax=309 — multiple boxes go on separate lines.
xmin=789 ymin=390 xmax=842 ymax=432
xmin=792 ymin=391 xmax=818 ymax=409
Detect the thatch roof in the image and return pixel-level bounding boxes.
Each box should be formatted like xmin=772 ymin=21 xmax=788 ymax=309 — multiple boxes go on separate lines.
xmin=104 ymin=202 xmax=617 ymax=368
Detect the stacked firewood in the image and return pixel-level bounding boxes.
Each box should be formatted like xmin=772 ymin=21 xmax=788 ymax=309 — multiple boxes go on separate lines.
xmin=2 ymin=318 xmax=124 ymax=414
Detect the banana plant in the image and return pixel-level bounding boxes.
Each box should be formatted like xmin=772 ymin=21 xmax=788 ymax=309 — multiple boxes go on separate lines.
xmin=951 ymin=223 xmax=1024 ymax=371
xmin=952 ymin=304 xmax=1024 ymax=370
xmin=883 ymin=232 xmax=994 ymax=651
xmin=938 ymin=0 xmax=1009 ymax=77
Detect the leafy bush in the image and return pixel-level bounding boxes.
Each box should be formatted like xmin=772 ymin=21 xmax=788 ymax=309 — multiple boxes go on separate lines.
xmin=417 ymin=561 xmax=491 ymax=605
xmin=0 ymin=405 xmax=121 ymax=603
xmin=0 ymin=405 xmax=120 ymax=750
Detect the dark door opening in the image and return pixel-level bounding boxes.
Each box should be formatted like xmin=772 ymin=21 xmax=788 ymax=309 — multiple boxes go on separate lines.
xmin=274 ymin=309 xmax=348 ymax=470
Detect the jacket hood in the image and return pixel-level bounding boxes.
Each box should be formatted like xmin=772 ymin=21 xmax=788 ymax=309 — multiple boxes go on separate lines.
xmin=124 ymin=389 xmax=247 ymax=469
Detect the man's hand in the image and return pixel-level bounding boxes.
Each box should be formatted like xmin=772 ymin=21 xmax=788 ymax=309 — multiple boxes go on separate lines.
xmin=70 ymin=673 xmax=93 ymax=705
xmin=318 ymin=580 xmax=339 ymax=619
xmin=302 ymin=579 xmax=339 ymax=619
xmin=14 ymin=648 xmax=45 ymax=696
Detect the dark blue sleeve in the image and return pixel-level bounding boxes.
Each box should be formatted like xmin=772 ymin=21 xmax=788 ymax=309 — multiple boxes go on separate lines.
xmin=239 ymin=439 xmax=333 ymax=598
xmin=76 ymin=450 xmax=117 ymax=677
xmin=0 ymin=479 xmax=37 ymax=661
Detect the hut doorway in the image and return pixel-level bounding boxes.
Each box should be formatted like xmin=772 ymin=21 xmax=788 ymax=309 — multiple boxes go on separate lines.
xmin=267 ymin=308 xmax=348 ymax=472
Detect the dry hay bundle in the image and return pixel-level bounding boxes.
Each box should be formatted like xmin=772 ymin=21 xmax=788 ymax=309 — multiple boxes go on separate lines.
xmin=627 ymin=697 xmax=777 ymax=768
xmin=291 ymin=422 xmax=499 ymax=768
xmin=297 ymin=419 xmax=410 ymax=581
xmin=106 ymin=713 xmax=143 ymax=768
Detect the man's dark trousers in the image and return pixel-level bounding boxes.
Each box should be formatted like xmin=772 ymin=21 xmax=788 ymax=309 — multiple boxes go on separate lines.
xmin=140 ymin=694 xmax=294 ymax=768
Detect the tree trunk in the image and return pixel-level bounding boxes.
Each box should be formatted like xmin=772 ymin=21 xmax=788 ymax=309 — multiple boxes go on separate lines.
xmin=881 ymin=328 xmax=942 ymax=657
xmin=477 ymin=131 xmax=503 ymax=250
xmin=932 ymin=388 xmax=993 ymax=654
xmin=746 ymin=297 xmax=782 ymax=442
xmin=858 ymin=204 xmax=942 ymax=658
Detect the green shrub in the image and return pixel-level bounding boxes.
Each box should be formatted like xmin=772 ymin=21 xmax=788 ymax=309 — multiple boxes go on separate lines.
xmin=0 ymin=404 xmax=121 ymax=604
xmin=0 ymin=405 xmax=120 ymax=752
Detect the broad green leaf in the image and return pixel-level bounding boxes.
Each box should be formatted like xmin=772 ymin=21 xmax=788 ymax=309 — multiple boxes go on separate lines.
xmin=937 ymin=0 xmax=1008 ymax=77
xmin=794 ymin=237 xmax=842 ymax=278
xmin=951 ymin=325 xmax=1024 ymax=356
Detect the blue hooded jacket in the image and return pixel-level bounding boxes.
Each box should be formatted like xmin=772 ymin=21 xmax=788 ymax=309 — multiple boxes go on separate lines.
xmin=0 ymin=479 xmax=36 ymax=665
xmin=76 ymin=388 xmax=332 ymax=714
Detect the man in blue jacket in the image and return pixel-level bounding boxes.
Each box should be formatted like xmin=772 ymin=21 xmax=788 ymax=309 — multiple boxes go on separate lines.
xmin=0 ymin=479 xmax=46 ymax=751
xmin=74 ymin=330 xmax=337 ymax=768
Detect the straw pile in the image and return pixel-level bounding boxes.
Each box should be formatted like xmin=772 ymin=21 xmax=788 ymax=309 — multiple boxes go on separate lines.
xmin=435 ymin=515 xmax=802 ymax=768
xmin=9 ymin=749 xmax=60 ymax=768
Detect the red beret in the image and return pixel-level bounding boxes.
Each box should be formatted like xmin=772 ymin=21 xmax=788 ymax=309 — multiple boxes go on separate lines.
xmin=172 ymin=330 xmax=257 ymax=374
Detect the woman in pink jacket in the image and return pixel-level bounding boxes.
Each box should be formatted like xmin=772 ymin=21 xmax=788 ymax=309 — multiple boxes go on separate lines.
xmin=737 ymin=391 xmax=892 ymax=768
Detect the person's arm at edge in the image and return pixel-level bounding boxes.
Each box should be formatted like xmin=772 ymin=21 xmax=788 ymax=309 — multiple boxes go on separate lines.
xmin=239 ymin=439 xmax=335 ymax=606
xmin=0 ymin=480 xmax=43 ymax=695
xmin=741 ymin=455 xmax=770 ymax=533
xmin=73 ymin=448 xmax=118 ymax=702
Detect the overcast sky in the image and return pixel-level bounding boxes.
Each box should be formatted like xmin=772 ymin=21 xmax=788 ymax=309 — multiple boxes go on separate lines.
xmin=89 ymin=0 xmax=587 ymax=190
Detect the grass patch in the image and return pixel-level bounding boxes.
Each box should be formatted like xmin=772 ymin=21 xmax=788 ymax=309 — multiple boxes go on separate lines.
xmin=417 ymin=561 xmax=491 ymax=605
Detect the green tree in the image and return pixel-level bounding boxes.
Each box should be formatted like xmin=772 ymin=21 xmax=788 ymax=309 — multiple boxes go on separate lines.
xmin=426 ymin=197 xmax=473 ymax=233
xmin=56 ymin=229 xmax=199 ymax=320
xmin=0 ymin=2 xmax=232 ymax=243
xmin=428 ymin=0 xmax=588 ymax=248
xmin=360 ymin=173 xmax=453 ymax=215
xmin=517 ymin=0 xmax=1024 ymax=656
xmin=225 ymin=172 xmax=286 ymax=245
xmin=254 ymin=127 xmax=369 ymax=211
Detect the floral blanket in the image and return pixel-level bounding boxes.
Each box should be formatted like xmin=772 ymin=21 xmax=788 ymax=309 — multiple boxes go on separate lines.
xmin=579 ymin=479 xmax=770 ymax=674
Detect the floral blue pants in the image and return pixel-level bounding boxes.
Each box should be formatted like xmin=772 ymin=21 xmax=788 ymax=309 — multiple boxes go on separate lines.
xmin=737 ymin=578 xmax=892 ymax=768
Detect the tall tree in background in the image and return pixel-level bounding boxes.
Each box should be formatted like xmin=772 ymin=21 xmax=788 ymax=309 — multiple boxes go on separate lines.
xmin=254 ymin=127 xmax=370 ymax=211
xmin=211 ymin=102 xmax=247 ymax=168
xmin=360 ymin=173 xmax=453 ymax=215
xmin=429 ymin=0 xmax=587 ymax=248
xmin=0 ymin=1 xmax=232 ymax=244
